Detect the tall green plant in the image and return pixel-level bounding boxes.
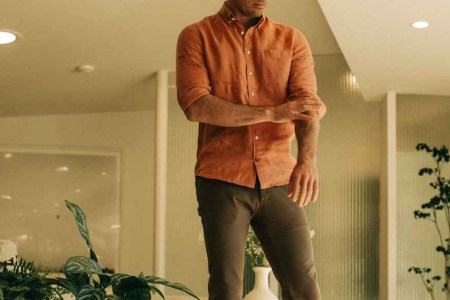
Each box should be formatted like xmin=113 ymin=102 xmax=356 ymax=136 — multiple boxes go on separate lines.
xmin=408 ymin=143 xmax=450 ymax=300
xmin=46 ymin=200 xmax=200 ymax=300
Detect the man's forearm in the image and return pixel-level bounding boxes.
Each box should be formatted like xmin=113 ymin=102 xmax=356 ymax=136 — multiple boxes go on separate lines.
xmin=185 ymin=95 xmax=322 ymax=127
xmin=185 ymin=94 xmax=273 ymax=127
xmin=295 ymin=111 xmax=320 ymax=161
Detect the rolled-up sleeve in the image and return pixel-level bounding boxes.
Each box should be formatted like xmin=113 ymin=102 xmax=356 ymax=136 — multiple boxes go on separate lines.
xmin=176 ymin=25 xmax=212 ymax=113
xmin=287 ymin=30 xmax=322 ymax=103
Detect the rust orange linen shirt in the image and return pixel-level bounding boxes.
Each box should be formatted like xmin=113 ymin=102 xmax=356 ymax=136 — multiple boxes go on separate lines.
xmin=176 ymin=2 xmax=322 ymax=189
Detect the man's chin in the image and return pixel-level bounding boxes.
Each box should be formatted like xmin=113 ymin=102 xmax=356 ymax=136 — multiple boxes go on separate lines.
xmin=248 ymin=11 xmax=264 ymax=18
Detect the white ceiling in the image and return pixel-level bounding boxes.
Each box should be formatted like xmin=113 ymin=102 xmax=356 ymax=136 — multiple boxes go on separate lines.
xmin=318 ymin=0 xmax=450 ymax=102
xmin=0 ymin=0 xmax=340 ymax=117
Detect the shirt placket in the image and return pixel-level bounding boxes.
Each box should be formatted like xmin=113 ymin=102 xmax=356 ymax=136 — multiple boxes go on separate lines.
xmin=236 ymin=23 xmax=262 ymax=179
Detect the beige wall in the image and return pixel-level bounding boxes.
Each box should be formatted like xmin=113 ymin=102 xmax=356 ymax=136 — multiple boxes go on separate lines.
xmin=0 ymin=110 xmax=156 ymax=275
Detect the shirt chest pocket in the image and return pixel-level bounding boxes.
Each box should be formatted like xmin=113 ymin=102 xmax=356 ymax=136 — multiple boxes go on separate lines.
xmin=261 ymin=49 xmax=291 ymax=85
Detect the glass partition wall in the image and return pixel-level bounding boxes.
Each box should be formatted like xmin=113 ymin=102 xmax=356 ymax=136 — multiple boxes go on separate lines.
xmin=397 ymin=95 xmax=450 ymax=300
xmin=165 ymin=54 xmax=381 ymax=299
xmin=0 ymin=149 xmax=120 ymax=272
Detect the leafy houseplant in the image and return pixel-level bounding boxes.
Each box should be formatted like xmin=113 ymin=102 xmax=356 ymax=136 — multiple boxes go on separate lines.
xmin=408 ymin=143 xmax=450 ymax=300
xmin=0 ymin=256 xmax=63 ymax=299
xmin=245 ymin=227 xmax=269 ymax=268
xmin=244 ymin=226 xmax=316 ymax=268
xmin=243 ymin=226 xmax=316 ymax=299
xmin=1 ymin=200 xmax=200 ymax=300
xmin=51 ymin=200 xmax=200 ymax=299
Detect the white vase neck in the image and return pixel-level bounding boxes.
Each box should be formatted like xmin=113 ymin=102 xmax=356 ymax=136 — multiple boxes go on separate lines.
xmin=252 ymin=267 xmax=271 ymax=290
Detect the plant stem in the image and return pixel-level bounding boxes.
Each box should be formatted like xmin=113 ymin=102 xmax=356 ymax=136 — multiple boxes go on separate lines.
xmin=434 ymin=158 xmax=450 ymax=293
xmin=420 ymin=274 xmax=436 ymax=300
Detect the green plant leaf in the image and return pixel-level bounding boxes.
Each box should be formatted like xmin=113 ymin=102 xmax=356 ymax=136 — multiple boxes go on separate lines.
xmin=111 ymin=275 xmax=150 ymax=300
xmin=65 ymin=200 xmax=98 ymax=262
xmin=63 ymin=256 xmax=103 ymax=275
xmin=78 ymin=284 xmax=105 ymax=300
xmin=148 ymin=285 xmax=164 ymax=299
xmin=46 ymin=277 xmax=80 ymax=296
xmin=145 ymin=276 xmax=200 ymax=299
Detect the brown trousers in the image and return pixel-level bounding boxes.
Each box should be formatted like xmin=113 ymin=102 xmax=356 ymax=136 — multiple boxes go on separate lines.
xmin=195 ymin=176 xmax=322 ymax=300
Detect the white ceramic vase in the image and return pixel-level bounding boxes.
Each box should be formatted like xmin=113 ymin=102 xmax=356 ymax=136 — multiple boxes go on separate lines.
xmin=244 ymin=267 xmax=278 ymax=300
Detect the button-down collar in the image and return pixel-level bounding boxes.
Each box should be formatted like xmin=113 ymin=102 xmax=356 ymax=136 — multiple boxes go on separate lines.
xmin=218 ymin=1 xmax=266 ymax=29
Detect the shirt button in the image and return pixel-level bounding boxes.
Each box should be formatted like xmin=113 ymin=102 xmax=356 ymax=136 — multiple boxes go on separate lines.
xmin=255 ymin=136 xmax=259 ymax=140
xmin=255 ymin=157 xmax=260 ymax=162
xmin=231 ymin=17 xmax=236 ymax=21
xmin=251 ymin=92 xmax=255 ymax=96
xmin=247 ymin=50 xmax=251 ymax=55
xmin=249 ymin=71 xmax=253 ymax=76
xmin=241 ymin=31 xmax=245 ymax=35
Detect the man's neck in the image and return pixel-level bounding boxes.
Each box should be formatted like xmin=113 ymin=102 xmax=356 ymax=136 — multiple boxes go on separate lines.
xmin=226 ymin=2 xmax=262 ymax=30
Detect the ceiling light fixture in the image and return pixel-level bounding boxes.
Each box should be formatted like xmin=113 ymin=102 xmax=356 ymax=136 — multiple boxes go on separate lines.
xmin=412 ymin=21 xmax=430 ymax=29
xmin=56 ymin=166 xmax=69 ymax=172
xmin=0 ymin=31 xmax=18 ymax=45
xmin=76 ymin=64 xmax=95 ymax=74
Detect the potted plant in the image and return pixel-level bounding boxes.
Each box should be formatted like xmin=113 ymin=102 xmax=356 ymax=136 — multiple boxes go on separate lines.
xmin=0 ymin=254 xmax=64 ymax=299
xmin=243 ymin=226 xmax=316 ymax=300
xmin=243 ymin=227 xmax=276 ymax=300
xmin=408 ymin=143 xmax=450 ymax=300
xmin=0 ymin=200 xmax=200 ymax=300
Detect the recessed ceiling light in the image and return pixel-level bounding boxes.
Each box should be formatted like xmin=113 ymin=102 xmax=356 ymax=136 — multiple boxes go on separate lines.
xmin=4 ymin=153 xmax=12 ymax=158
xmin=1 ymin=195 xmax=12 ymax=200
xmin=412 ymin=21 xmax=430 ymax=29
xmin=18 ymin=234 xmax=29 ymax=241
xmin=0 ymin=31 xmax=18 ymax=45
xmin=56 ymin=166 xmax=69 ymax=172
xmin=76 ymin=64 xmax=95 ymax=74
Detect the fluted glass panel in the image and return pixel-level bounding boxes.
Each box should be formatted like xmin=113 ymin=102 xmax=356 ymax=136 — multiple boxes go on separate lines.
xmin=397 ymin=94 xmax=450 ymax=300
xmin=165 ymin=54 xmax=380 ymax=299
xmin=165 ymin=73 xmax=208 ymax=297
xmin=290 ymin=54 xmax=380 ymax=300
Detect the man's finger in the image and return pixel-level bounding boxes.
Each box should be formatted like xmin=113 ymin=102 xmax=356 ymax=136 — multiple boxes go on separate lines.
xmin=292 ymin=178 xmax=301 ymax=203
xmin=304 ymin=180 xmax=314 ymax=206
xmin=298 ymin=178 xmax=308 ymax=207
xmin=296 ymin=114 xmax=315 ymax=122
xmin=299 ymin=104 xmax=322 ymax=113
xmin=312 ymin=180 xmax=319 ymax=203
xmin=293 ymin=99 xmax=322 ymax=106
xmin=288 ymin=175 xmax=296 ymax=197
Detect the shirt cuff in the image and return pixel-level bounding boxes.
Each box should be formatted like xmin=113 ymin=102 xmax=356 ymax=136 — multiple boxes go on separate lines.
xmin=179 ymin=86 xmax=212 ymax=112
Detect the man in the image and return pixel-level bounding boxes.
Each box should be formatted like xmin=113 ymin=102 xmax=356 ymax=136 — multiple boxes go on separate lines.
xmin=176 ymin=0 xmax=326 ymax=299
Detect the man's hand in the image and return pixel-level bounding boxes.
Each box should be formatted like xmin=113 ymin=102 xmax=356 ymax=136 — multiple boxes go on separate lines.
xmin=272 ymin=99 xmax=322 ymax=123
xmin=288 ymin=158 xmax=319 ymax=207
